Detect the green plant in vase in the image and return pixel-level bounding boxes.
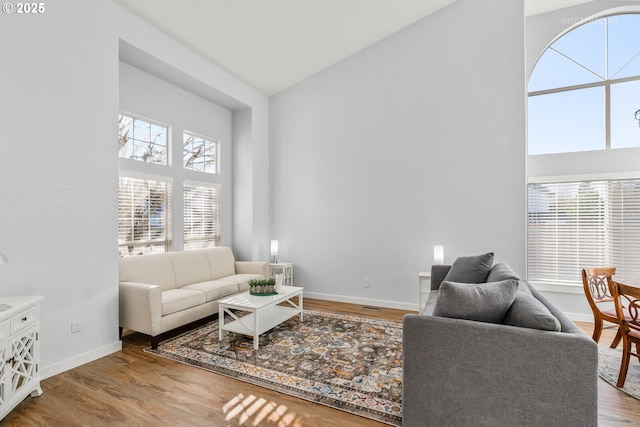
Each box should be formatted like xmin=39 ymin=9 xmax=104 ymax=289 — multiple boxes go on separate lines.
xmin=248 ymin=278 xmax=277 ymax=295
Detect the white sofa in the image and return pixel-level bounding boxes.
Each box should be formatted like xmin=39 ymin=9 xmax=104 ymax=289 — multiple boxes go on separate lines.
xmin=119 ymin=247 xmax=268 ymax=348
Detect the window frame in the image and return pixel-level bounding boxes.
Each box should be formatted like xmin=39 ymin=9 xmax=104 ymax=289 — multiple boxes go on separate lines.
xmin=183 ymin=130 xmax=219 ymax=174
xmin=183 ymin=181 xmax=221 ymax=250
xmin=118 ymin=175 xmax=173 ymax=257
xmin=529 ymin=74 xmax=640 ymax=153
xmin=527 ymin=12 xmax=640 ymax=291
xmin=118 ymin=112 xmax=224 ymax=257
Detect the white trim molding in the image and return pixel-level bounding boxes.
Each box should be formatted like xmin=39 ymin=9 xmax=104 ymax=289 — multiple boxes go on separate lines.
xmin=304 ymin=292 xmax=418 ymax=312
xmin=40 ymin=341 xmax=122 ymax=380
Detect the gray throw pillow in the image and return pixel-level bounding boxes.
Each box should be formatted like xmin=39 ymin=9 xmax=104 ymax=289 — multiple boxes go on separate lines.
xmin=503 ymin=291 xmax=561 ymax=332
xmin=486 ymin=262 xmax=521 ymax=282
xmin=433 ymin=279 xmax=518 ymax=324
xmin=442 ymin=252 xmax=494 ymax=283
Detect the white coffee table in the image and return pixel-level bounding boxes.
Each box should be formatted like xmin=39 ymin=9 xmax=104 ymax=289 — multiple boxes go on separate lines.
xmin=218 ymin=286 xmax=303 ymax=349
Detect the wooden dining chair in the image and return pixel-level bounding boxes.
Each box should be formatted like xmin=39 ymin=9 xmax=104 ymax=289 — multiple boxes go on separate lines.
xmin=607 ymin=278 xmax=640 ymax=388
xmin=581 ymin=267 xmax=621 ymax=348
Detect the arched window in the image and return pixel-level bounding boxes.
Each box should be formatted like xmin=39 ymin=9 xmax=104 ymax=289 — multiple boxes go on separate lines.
xmin=528 ymin=14 xmax=640 ymax=155
xmin=527 ymin=13 xmax=640 ymax=287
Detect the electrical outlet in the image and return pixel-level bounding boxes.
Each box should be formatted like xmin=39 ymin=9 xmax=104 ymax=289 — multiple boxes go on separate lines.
xmin=71 ymin=321 xmax=81 ymax=334
xmin=363 ymin=278 xmax=370 ymax=288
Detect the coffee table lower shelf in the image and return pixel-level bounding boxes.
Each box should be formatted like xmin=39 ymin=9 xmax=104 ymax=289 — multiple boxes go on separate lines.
xmin=220 ymin=306 xmax=299 ymax=338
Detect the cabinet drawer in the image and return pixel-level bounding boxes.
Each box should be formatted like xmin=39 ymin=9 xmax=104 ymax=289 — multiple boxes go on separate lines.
xmin=0 ymin=319 xmax=7 ymax=340
xmin=11 ymin=307 xmax=37 ymax=335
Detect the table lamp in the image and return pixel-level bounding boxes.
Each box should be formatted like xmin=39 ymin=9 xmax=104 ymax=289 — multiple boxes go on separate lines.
xmin=270 ymin=240 xmax=278 ymax=263
xmin=434 ymin=245 xmax=444 ymax=265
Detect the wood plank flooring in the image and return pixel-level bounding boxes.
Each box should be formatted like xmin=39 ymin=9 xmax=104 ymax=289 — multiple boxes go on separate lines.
xmin=2 ymin=299 xmax=639 ymax=426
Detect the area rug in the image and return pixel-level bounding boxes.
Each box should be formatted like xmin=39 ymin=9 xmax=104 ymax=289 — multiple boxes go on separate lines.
xmin=145 ymin=309 xmax=403 ymax=426
xmin=598 ymin=346 xmax=640 ymax=400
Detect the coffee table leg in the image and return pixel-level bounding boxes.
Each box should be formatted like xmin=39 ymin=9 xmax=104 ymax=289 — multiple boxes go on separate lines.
xmin=219 ymin=306 xmax=225 ymax=341
xmin=253 ymin=311 xmax=259 ymax=350
xmin=300 ymin=293 xmax=303 ymax=321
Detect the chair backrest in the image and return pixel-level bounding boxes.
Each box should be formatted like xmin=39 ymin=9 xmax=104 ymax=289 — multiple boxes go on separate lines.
xmin=608 ymin=278 xmax=640 ymax=334
xmin=582 ymin=267 xmax=616 ymax=307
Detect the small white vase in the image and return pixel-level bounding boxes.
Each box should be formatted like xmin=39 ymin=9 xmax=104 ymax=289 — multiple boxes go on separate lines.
xmin=275 ymin=273 xmax=284 ymax=293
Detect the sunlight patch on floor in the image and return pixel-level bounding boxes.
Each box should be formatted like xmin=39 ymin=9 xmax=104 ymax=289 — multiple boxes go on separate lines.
xmin=223 ymin=393 xmax=302 ymax=426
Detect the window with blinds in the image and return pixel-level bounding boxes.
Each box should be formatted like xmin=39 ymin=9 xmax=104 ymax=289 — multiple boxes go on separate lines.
xmin=183 ymin=183 xmax=220 ymax=250
xmin=118 ymin=177 xmax=171 ymax=256
xmin=528 ymin=179 xmax=640 ymax=285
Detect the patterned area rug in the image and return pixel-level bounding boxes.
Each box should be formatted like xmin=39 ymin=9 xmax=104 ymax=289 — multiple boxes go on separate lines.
xmin=598 ymin=346 xmax=640 ymax=400
xmin=145 ymin=309 xmax=403 ymax=426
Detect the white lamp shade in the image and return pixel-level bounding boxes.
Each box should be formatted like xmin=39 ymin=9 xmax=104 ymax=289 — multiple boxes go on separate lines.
xmin=433 ymin=245 xmax=444 ymax=265
xmin=270 ymin=240 xmax=279 ymax=257
xmin=0 ymin=252 xmax=9 ymax=264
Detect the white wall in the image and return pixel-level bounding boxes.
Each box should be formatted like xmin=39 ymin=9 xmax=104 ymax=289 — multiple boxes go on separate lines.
xmin=0 ymin=0 xmax=269 ymax=377
xmin=270 ymin=0 xmax=526 ymax=309
xmin=0 ymin=0 xmax=120 ymax=373
xmin=526 ymin=0 xmax=640 ymax=320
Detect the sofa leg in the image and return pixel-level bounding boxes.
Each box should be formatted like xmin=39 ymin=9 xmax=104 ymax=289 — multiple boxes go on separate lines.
xmin=151 ymin=336 xmax=160 ymax=350
xmin=118 ymin=327 xmax=123 ymax=340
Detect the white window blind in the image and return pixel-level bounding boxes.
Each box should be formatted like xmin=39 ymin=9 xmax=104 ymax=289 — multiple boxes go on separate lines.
xmin=528 ymin=179 xmax=640 ymax=285
xmin=118 ymin=177 xmax=171 ymax=256
xmin=183 ymin=183 xmax=220 ymax=250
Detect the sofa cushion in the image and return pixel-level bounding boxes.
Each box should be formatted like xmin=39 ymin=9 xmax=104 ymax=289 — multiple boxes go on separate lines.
xmin=202 ymin=247 xmax=237 ymax=280
xmin=119 ymin=253 xmax=177 ymax=291
xmin=161 ymin=289 xmax=207 ymax=315
xmin=168 ymin=250 xmax=212 ymax=287
xmin=486 ymin=262 xmax=521 ymax=283
xmin=222 ymin=273 xmax=264 ymax=287
xmin=503 ymin=291 xmax=561 ymax=331
xmin=182 ymin=281 xmax=239 ymax=302
xmin=443 ymin=252 xmax=494 ymax=284
xmin=433 ymin=279 xmax=518 ymax=323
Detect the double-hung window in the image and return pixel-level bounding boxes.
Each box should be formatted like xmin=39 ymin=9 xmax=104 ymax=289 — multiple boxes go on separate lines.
xmin=118 ymin=115 xmax=171 ymax=256
xmin=182 ymin=132 xmax=220 ymax=249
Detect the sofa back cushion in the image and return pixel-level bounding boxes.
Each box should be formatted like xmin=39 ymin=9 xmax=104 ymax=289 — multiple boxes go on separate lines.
xmin=442 ymin=252 xmax=494 ymax=284
xmin=119 ymin=253 xmax=176 ymax=291
xmin=433 ymin=279 xmax=518 ymax=324
xmin=203 ymin=247 xmax=237 ymax=279
xmin=503 ymin=291 xmax=561 ymax=331
xmin=486 ymin=262 xmax=521 ymax=282
xmin=168 ymin=250 xmax=212 ymax=288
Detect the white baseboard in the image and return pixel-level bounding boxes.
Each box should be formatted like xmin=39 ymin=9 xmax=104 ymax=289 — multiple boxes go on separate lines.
xmin=40 ymin=341 xmax=122 ymax=380
xmin=563 ymin=312 xmax=594 ymax=323
xmin=304 ymin=292 xmax=595 ymax=325
xmin=304 ymin=292 xmax=418 ymax=311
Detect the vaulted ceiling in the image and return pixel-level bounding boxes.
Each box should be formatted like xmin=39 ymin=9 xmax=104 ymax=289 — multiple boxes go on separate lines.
xmin=114 ymin=0 xmax=593 ymax=96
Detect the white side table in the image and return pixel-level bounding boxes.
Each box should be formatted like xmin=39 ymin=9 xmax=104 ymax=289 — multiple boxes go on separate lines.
xmin=418 ymin=272 xmax=431 ymax=314
xmin=0 ymin=295 xmax=43 ymax=421
xmin=270 ymin=262 xmax=293 ymax=286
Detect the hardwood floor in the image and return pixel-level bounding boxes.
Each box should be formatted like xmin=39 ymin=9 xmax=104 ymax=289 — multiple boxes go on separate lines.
xmin=2 ymin=300 xmax=639 ymax=426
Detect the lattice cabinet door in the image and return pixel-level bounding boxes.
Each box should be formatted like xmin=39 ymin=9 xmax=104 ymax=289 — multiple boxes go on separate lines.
xmin=0 ymin=296 xmax=43 ymax=421
xmin=10 ymin=327 xmax=39 ymax=398
xmin=0 ymin=336 xmax=8 ymax=409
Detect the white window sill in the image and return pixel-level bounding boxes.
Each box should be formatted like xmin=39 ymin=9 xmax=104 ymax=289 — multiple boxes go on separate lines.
xmin=529 ymin=280 xmax=584 ymax=295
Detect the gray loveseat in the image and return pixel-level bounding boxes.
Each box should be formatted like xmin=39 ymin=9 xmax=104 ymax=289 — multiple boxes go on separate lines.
xmin=403 ymin=256 xmax=598 ymax=427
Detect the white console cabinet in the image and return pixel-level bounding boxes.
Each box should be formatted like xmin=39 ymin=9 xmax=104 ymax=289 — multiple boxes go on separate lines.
xmin=0 ymin=296 xmax=43 ymax=420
